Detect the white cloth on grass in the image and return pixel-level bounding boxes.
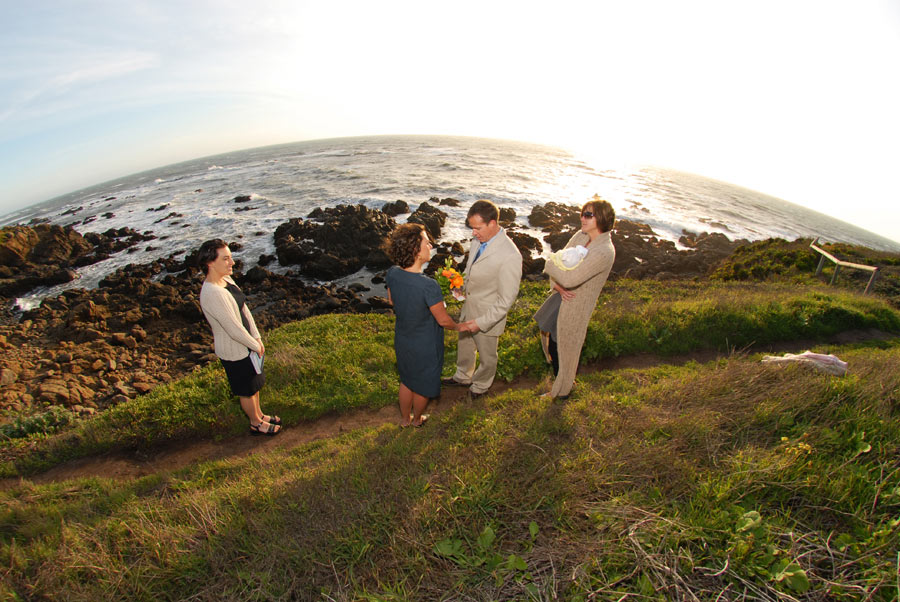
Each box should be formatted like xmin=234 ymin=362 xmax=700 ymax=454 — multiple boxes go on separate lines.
xmin=761 ymin=351 xmax=848 ymax=376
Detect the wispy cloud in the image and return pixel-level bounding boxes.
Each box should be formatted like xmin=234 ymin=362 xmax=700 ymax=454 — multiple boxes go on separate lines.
xmin=0 ymin=49 xmax=159 ymax=129
xmin=51 ymin=52 xmax=159 ymax=89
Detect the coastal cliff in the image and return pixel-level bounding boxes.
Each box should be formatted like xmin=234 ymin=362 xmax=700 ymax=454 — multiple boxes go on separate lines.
xmin=1 ymin=200 xmax=897 ymax=421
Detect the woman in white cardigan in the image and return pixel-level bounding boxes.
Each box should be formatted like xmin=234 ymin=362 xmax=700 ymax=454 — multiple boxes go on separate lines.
xmin=198 ymin=239 xmax=281 ymax=435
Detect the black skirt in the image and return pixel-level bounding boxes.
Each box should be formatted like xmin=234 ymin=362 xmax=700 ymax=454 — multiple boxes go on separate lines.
xmin=220 ymin=354 xmax=265 ymax=397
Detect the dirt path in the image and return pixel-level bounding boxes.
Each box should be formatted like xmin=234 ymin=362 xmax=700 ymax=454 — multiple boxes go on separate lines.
xmin=3 ymin=375 xmax=541 ymax=488
xmin=3 ymin=330 xmax=891 ymax=488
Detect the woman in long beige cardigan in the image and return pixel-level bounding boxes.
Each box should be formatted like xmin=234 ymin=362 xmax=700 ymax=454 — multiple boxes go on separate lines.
xmin=534 ymin=197 xmax=616 ymax=398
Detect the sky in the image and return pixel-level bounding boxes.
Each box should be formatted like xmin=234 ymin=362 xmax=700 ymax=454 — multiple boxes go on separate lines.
xmin=1 ymin=0 xmax=899 ymax=244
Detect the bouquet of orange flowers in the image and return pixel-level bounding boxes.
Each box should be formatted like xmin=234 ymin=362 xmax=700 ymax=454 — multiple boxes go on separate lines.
xmin=435 ymin=256 xmax=465 ymax=303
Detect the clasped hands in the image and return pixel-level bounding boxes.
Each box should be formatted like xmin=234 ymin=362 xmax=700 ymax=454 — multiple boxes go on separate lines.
xmin=554 ymin=283 xmax=575 ymax=301
xmin=457 ymin=320 xmax=480 ymax=333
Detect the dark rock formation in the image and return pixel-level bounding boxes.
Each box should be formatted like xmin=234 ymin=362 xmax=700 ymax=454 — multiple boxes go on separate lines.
xmin=82 ymin=228 xmax=156 ymax=263
xmin=499 ymin=207 xmax=516 ymax=227
xmin=0 ymin=224 xmax=92 ymax=267
xmin=544 ymin=230 xmax=577 ymax=253
xmin=528 ymin=202 xmax=581 ymax=231
xmin=609 ymin=222 xmax=747 ymax=280
xmin=431 ymin=196 xmax=460 ymax=207
xmin=0 ymin=251 xmax=379 ymax=414
xmin=532 ymin=210 xmax=748 ymax=281
xmin=381 ymin=200 xmax=409 ymax=216
xmin=0 ymin=200 xmax=755 ymax=419
xmin=508 ymin=231 xmax=545 ymax=277
xmin=0 ymin=225 xmax=154 ymax=297
xmin=274 ymin=204 xmax=395 ymax=279
xmin=407 ymin=202 xmax=448 ymax=240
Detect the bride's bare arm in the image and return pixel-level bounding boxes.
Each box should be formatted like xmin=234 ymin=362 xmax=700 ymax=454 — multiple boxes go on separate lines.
xmin=429 ymin=301 xmax=458 ymax=330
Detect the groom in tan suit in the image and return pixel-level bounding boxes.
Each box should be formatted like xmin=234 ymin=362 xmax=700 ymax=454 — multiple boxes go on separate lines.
xmin=444 ymin=200 xmax=522 ymax=399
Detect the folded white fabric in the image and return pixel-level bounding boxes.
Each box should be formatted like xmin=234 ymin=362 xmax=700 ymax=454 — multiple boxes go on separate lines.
xmin=761 ymin=350 xmax=848 ymax=376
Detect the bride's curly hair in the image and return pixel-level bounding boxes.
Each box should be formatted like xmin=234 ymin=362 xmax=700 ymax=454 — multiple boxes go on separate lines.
xmin=385 ymin=223 xmax=427 ymax=268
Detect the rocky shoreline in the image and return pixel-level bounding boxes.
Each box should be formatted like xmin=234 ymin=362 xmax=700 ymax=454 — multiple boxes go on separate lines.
xmin=0 ymin=199 xmax=747 ymax=420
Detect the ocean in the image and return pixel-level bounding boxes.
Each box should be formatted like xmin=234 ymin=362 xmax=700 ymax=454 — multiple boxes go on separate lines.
xmin=3 ymin=135 xmax=898 ymax=309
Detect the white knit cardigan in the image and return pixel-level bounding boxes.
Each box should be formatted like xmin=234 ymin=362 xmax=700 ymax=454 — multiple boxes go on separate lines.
xmin=199 ymin=277 xmax=261 ymax=361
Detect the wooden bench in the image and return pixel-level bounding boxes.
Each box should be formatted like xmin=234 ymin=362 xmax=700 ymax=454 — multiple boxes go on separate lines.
xmin=809 ymin=237 xmax=880 ymax=294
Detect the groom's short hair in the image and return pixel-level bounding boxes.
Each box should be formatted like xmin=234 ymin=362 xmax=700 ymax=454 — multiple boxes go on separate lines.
xmin=467 ymin=200 xmax=499 ymax=225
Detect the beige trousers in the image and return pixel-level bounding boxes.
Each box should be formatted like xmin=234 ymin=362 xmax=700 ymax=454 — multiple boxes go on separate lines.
xmin=452 ymin=330 xmax=500 ymax=394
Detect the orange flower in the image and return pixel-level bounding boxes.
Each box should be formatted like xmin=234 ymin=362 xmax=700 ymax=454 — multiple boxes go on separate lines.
xmin=435 ymin=257 xmax=465 ymax=303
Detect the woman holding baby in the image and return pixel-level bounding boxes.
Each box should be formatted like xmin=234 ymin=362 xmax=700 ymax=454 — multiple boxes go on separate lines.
xmin=533 ymin=196 xmax=616 ymax=399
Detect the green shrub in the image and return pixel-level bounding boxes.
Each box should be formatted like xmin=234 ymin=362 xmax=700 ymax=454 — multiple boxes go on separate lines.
xmin=711 ymin=238 xmax=819 ymax=281
xmin=0 ymin=406 xmax=75 ymax=440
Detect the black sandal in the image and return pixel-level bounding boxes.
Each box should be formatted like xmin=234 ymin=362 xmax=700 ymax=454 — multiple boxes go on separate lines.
xmin=262 ymin=414 xmax=282 ymax=426
xmin=250 ymin=421 xmax=280 ymax=436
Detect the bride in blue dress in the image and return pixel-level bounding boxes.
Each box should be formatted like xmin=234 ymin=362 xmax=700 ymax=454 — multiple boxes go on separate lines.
xmin=385 ymin=223 xmax=459 ymax=427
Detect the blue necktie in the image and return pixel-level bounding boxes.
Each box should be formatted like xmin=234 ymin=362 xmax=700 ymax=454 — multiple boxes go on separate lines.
xmin=474 ymin=241 xmax=488 ymax=262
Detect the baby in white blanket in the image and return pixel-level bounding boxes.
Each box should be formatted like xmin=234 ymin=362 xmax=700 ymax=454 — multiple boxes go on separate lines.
xmin=549 ymin=245 xmax=588 ymax=270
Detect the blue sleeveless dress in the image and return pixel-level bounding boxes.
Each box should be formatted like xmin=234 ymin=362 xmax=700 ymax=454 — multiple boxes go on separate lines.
xmin=385 ymin=266 xmax=445 ymax=398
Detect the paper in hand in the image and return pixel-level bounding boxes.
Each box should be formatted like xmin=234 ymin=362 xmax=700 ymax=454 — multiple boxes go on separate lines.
xmin=249 ymin=350 xmax=264 ymax=374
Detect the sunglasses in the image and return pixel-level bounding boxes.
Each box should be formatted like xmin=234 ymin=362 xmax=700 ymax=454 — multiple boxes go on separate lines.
xmin=581 ymin=211 xmax=594 ymax=219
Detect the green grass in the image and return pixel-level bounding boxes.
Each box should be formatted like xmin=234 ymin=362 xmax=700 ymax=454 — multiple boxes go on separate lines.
xmin=711 ymin=237 xmax=900 ymax=307
xmin=2 ymin=276 xmax=900 ymax=599
xmin=3 ymin=280 xmax=899 ymax=478
xmin=2 ymin=340 xmax=898 ymax=599
xmin=501 ymin=279 xmax=900 ymax=377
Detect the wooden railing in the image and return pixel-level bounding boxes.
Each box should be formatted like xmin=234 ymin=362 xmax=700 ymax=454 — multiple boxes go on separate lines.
xmin=809 ymin=237 xmax=880 ymax=294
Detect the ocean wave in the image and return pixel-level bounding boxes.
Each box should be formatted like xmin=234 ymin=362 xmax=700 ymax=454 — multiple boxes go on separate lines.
xmin=5 ymin=136 xmax=897 ymax=307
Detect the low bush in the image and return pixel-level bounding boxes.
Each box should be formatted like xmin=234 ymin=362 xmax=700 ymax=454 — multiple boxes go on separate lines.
xmin=0 ymin=406 xmax=75 ymax=441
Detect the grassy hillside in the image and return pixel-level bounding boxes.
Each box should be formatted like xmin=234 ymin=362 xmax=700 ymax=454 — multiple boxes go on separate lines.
xmin=2 ymin=280 xmax=899 ymax=478
xmin=2 ymin=277 xmax=900 ymax=599
xmin=711 ymin=237 xmax=900 ymax=307
xmin=2 ymin=340 xmax=898 ymax=599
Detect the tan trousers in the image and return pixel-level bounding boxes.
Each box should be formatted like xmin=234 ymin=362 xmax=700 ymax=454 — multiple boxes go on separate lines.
xmin=452 ymin=330 xmax=499 ymax=394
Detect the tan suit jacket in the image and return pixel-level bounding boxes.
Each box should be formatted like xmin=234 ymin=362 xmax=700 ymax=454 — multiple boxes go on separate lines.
xmin=460 ymin=228 xmax=523 ymax=336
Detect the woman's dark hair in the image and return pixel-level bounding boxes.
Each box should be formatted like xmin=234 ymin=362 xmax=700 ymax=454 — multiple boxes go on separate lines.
xmin=385 ymin=223 xmax=426 ymax=269
xmin=583 ymin=196 xmax=616 ymax=233
xmin=467 ymin=199 xmax=499 ymax=226
xmin=197 ymin=239 xmax=228 ymax=274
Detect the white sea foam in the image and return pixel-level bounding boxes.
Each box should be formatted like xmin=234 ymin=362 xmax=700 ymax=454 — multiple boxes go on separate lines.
xmin=5 ymin=135 xmax=898 ymax=306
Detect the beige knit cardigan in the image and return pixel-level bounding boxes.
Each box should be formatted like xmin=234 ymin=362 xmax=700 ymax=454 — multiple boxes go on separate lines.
xmin=535 ymin=230 xmax=615 ymax=397
xmin=199 ymin=277 xmax=262 ymax=361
